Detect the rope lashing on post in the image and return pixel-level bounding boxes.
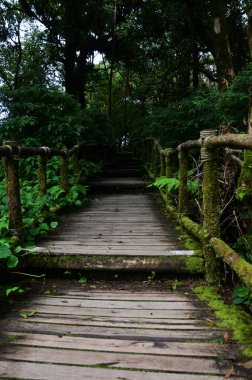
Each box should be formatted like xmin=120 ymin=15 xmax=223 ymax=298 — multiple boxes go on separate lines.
xmin=200 ymin=130 xmax=218 ymax=162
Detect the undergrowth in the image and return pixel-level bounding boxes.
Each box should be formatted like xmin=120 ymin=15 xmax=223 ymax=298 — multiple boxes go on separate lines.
xmin=0 ymin=156 xmax=102 ymax=297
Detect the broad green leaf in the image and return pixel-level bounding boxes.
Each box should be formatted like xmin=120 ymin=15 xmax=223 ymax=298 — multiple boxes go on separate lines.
xmin=7 ymin=255 xmax=19 ymax=268
xmin=40 ymin=223 xmax=49 ymax=231
xmin=6 ymin=287 xmax=19 ymax=296
xmin=29 ymin=227 xmax=40 ymax=236
xmin=0 ymin=245 xmax=12 ymax=259
xmin=50 ymin=221 xmax=58 ymax=229
xmin=79 ymin=276 xmax=87 ymax=284
xmin=14 ymin=246 xmax=23 ymax=254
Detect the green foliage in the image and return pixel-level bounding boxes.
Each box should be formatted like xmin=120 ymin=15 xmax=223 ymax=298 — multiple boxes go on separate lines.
xmin=5 ymin=286 xmax=24 ymax=297
xmin=20 ymin=311 xmax=36 ymax=318
xmin=148 ymin=176 xmax=199 ymax=195
xmin=170 ymin=279 xmax=183 ymax=291
xmin=79 ymin=276 xmax=87 ymax=284
xmin=0 ymin=86 xmax=113 ymax=148
xmin=130 ymin=63 xmax=252 ymax=147
xmin=144 ymin=271 xmax=156 ymax=284
xmin=0 ymin=154 xmax=102 ymax=276
xmin=0 ymin=244 xmax=19 ymax=269
xmin=148 ymin=176 xmax=179 ymax=192
xmin=232 ymin=287 xmax=252 ymax=307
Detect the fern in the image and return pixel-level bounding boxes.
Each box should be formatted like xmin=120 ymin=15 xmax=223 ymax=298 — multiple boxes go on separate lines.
xmin=148 ymin=177 xmax=179 ymax=193
xmin=148 ymin=176 xmax=200 ymax=195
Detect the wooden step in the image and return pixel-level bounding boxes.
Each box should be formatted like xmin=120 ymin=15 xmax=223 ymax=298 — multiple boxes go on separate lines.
xmin=25 ymin=193 xmax=203 ymax=273
xmin=0 ymin=282 xmax=248 ymax=379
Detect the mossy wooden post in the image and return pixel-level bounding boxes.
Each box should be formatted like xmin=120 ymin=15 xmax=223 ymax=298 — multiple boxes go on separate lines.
xmin=178 ymin=148 xmax=188 ymax=215
xmin=3 ymin=141 xmax=23 ymax=238
xmin=38 ymin=155 xmax=47 ymax=197
xmin=60 ymin=154 xmax=69 ymax=191
xmin=201 ymin=130 xmax=221 ymax=283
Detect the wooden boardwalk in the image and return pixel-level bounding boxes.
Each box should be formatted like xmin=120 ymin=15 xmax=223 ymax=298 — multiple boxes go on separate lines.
xmin=0 ymin=153 xmax=250 ymax=379
xmin=0 ymin=282 xmax=248 ymax=379
xmin=27 ymin=192 xmax=203 ymax=273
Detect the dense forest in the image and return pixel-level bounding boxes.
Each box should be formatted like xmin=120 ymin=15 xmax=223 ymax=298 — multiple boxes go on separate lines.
xmin=0 ymin=1 xmax=252 ymax=287
xmin=0 ymin=0 xmax=251 ymax=148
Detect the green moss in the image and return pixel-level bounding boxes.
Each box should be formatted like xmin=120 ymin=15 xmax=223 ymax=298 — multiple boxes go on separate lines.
xmin=183 ymin=256 xmax=204 ymax=274
xmin=243 ymin=347 xmax=252 ymax=357
xmin=194 ymin=286 xmax=252 ymax=357
xmin=210 ymin=238 xmax=252 ymax=290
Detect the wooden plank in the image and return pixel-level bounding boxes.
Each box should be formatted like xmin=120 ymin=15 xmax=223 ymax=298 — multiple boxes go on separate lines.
xmin=42 ymin=242 xmax=178 ymax=247
xmin=9 ymin=316 xmax=214 ymax=330
xmin=2 ymin=321 xmax=222 ymax=340
xmin=2 ymin=332 xmax=232 ymax=357
xmin=43 ymin=240 xmax=176 ymax=246
xmin=38 ymin=292 xmax=196 ymax=301
xmin=0 ymin=360 xmax=239 ymax=380
xmin=35 ymin=248 xmax=185 ymax=256
xmin=17 ymin=297 xmax=199 ymax=310
xmin=9 ymin=313 xmax=208 ymax=326
xmin=0 ymin=346 xmax=235 ymax=375
xmin=12 ymin=304 xmax=205 ymax=318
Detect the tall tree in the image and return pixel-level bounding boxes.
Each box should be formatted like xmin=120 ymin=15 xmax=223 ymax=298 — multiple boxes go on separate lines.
xmin=183 ymin=0 xmax=236 ymax=90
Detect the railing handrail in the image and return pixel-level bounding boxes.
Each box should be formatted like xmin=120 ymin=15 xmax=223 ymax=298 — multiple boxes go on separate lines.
xmin=1 ymin=140 xmax=116 ymax=241
xmin=138 ymin=130 xmax=252 ymax=289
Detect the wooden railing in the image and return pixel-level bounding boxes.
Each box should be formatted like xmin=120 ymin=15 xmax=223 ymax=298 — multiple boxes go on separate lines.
xmin=137 ymin=131 xmax=252 ymax=288
xmin=1 ymin=140 xmax=116 ymax=240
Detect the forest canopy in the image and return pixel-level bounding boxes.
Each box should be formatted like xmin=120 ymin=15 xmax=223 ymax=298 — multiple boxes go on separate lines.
xmin=0 ymin=0 xmax=251 ymax=148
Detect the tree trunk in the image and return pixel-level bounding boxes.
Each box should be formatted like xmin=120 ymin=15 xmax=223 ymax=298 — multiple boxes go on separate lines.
xmin=183 ymin=0 xmax=235 ymax=90
xmin=248 ymin=7 xmax=252 ymax=133
xmin=108 ymin=0 xmax=117 ymax=120
xmin=211 ymin=0 xmax=234 ymax=90
xmin=63 ymin=1 xmax=87 ymax=108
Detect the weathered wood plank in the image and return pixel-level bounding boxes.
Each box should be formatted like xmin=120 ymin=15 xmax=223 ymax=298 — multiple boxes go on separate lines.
xmin=1 ymin=332 xmax=233 ymax=357
xmin=8 ymin=316 xmax=215 ymax=330
xmin=0 ymin=346 xmax=236 ymax=375
xmin=12 ymin=304 xmax=207 ymax=318
xmin=16 ymin=297 xmax=200 ymax=310
xmin=2 ymin=321 xmax=222 ymax=341
xmin=0 ymin=360 xmax=242 ymax=380
xmin=37 ymin=292 xmax=196 ymax=301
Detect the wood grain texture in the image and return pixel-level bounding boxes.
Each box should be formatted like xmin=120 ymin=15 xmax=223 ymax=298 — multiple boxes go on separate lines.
xmin=0 ymin=285 xmax=247 ymax=379
xmin=25 ymin=190 xmax=201 ymax=271
xmin=0 ymin=159 xmax=248 ymax=379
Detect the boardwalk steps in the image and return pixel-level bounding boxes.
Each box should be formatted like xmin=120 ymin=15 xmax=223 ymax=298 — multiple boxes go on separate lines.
xmin=24 ymin=151 xmax=204 ymax=273
xmin=0 ymin=151 xmax=250 ymax=379
xmin=0 ymin=281 xmax=249 ymax=379
xmin=25 ymin=193 xmax=203 ymax=273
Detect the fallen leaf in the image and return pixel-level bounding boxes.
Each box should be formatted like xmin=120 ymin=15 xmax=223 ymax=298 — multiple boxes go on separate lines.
xmin=20 ymin=311 xmax=36 ymax=319
xmin=205 ymin=318 xmax=215 ymax=324
xmin=224 ymin=331 xmax=230 ymax=344
xmin=224 ymin=366 xmax=234 ymax=378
